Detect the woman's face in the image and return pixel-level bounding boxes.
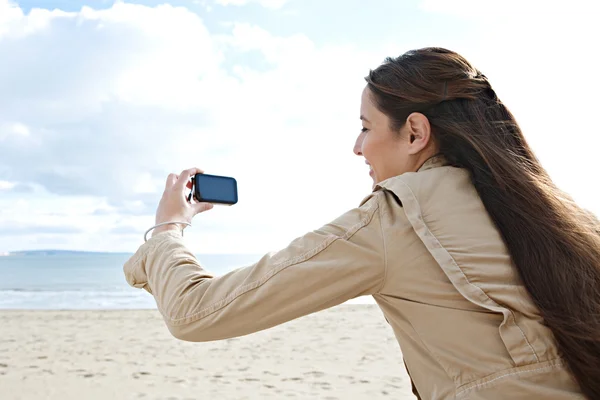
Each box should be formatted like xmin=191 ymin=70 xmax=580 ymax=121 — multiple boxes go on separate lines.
xmin=354 ymin=86 xmax=436 ymax=187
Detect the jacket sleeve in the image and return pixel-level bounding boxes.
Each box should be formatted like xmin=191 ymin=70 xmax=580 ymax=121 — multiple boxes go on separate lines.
xmin=123 ymin=192 xmax=386 ymax=342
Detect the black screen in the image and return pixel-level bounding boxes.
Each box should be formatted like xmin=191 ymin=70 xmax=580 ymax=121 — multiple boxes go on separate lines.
xmin=195 ymin=174 xmax=238 ymax=204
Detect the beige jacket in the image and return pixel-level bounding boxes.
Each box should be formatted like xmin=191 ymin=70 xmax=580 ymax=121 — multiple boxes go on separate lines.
xmin=123 ymin=157 xmax=583 ymax=399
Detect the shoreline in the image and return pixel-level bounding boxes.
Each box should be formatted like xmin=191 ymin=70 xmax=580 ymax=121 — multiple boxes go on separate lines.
xmin=0 ymin=295 xmax=377 ymax=311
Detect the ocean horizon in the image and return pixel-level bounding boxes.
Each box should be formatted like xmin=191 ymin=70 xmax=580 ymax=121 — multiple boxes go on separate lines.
xmin=0 ymin=251 xmax=374 ymax=309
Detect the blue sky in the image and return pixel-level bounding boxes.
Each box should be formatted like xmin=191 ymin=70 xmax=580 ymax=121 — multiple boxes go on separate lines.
xmin=0 ymin=0 xmax=598 ymax=253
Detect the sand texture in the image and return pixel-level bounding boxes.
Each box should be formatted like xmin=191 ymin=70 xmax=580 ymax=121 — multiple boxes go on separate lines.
xmin=0 ymin=305 xmax=415 ymax=399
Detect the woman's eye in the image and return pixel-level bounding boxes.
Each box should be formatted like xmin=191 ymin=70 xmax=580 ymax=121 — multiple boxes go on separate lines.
xmin=361 ymin=127 xmax=368 ymax=133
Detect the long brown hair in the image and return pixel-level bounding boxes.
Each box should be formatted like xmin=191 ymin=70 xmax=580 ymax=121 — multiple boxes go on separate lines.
xmin=365 ymin=47 xmax=600 ymax=398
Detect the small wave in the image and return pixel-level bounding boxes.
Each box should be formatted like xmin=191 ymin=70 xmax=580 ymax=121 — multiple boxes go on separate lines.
xmin=0 ymin=289 xmax=375 ymax=309
xmin=0 ymin=289 xmax=158 ymax=310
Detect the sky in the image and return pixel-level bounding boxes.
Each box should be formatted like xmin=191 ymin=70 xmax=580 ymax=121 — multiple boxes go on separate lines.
xmin=0 ymin=0 xmax=598 ymax=254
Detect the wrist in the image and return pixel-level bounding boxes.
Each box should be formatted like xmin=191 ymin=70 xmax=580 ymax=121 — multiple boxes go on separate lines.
xmin=151 ymin=223 xmax=181 ymax=237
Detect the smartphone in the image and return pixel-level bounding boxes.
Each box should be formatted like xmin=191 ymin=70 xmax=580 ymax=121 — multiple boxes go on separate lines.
xmin=189 ymin=173 xmax=238 ymax=205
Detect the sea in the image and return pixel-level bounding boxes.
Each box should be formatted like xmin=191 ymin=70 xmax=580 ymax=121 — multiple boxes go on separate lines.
xmin=0 ymin=252 xmax=373 ymax=310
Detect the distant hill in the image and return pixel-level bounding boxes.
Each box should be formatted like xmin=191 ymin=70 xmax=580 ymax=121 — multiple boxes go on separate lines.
xmin=4 ymin=250 xmax=262 ymax=258
xmin=6 ymin=250 xmax=132 ymax=256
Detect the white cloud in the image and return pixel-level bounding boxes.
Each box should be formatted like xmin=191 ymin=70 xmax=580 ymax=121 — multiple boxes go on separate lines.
xmin=214 ymin=0 xmax=288 ymax=10
xmin=0 ymin=0 xmax=377 ymax=253
xmin=0 ymin=0 xmax=598 ymax=254
xmin=0 ymin=122 xmax=30 ymax=139
xmin=0 ymin=180 xmax=16 ymax=190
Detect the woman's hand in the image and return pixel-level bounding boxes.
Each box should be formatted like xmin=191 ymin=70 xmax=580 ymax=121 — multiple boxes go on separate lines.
xmin=152 ymin=167 xmax=214 ymax=237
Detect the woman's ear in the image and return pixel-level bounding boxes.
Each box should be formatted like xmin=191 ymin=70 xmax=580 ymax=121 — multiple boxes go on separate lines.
xmin=405 ymin=112 xmax=432 ymax=154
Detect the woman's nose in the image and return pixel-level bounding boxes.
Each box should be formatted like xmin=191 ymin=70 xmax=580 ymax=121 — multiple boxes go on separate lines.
xmin=353 ymin=136 xmax=363 ymax=156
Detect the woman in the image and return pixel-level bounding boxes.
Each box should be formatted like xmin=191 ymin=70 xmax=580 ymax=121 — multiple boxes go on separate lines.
xmin=124 ymin=47 xmax=600 ymax=399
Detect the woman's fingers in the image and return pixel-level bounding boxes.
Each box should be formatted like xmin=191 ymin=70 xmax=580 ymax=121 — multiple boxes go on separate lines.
xmin=193 ymin=202 xmax=213 ymax=215
xmin=164 ymin=168 xmax=204 ymax=192
xmin=175 ymin=167 xmax=204 ymax=190
xmin=165 ymin=173 xmax=178 ymax=190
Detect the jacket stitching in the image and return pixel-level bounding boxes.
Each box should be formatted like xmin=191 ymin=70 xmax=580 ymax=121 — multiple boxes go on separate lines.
xmin=396 ymin=180 xmax=540 ymax=365
xmin=164 ymin=198 xmax=382 ymax=325
xmin=419 ymin=212 xmax=540 ymax=364
xmin=455 ymin=360 xmax=563 ymax=397
xmin=376 ymin=194 xmax=388 ymax=294
xmin=165 ymin=199 xmax=379 ymax=324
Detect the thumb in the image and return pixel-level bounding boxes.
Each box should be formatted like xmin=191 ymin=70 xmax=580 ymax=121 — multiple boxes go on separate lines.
xmin=193 ymin=202 xmax=214 ymax=215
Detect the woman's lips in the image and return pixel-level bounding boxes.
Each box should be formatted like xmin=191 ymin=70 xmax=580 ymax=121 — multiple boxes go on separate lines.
xmin=365 ymin=160 xmax=373 ymax=177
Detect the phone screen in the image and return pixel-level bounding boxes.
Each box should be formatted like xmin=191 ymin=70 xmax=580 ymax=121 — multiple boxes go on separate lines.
xmin=193 ymin=173 xmax=238 ymax=205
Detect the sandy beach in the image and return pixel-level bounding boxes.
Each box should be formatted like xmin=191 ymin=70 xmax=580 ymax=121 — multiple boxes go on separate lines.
xmin=0 ymin=304 xmax=414 ymax=399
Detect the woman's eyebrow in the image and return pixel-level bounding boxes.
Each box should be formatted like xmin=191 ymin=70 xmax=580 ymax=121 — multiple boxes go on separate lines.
xmin=360 ymin=115 xmax=370 ymax=123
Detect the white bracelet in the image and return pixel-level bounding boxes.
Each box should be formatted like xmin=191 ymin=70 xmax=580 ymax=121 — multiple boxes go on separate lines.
xmin=144 ymin=221 xmax=191 ymax=242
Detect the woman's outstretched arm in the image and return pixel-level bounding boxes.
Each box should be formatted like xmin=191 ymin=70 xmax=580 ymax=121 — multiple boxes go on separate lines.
xmin=123 ymin=192 xmax=386 ymax=342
